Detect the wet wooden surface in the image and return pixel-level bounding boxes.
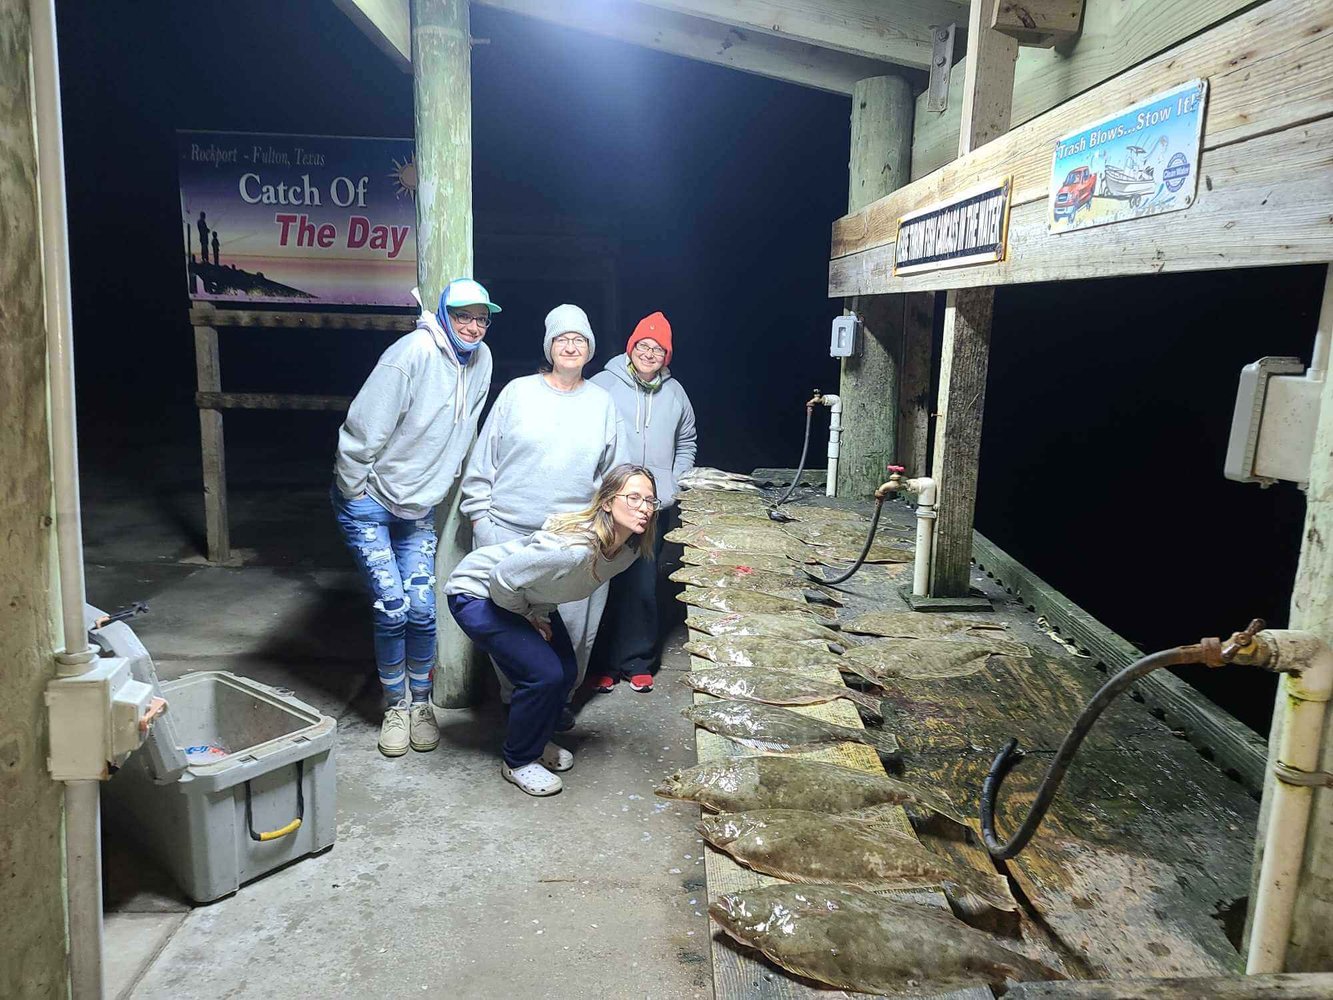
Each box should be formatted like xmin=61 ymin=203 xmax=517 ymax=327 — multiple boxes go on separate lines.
xmin=675 ymin=488 xmax=1260 ymax=996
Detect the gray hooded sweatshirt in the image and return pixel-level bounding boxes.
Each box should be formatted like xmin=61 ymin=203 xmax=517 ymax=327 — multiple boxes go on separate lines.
xmin=590 ymin=353 xmax=697 ymax=507
xmin=445 ymin=530 xmax=638 ymax=623
xmin=333 ymin=309 xmax=492 ymax=519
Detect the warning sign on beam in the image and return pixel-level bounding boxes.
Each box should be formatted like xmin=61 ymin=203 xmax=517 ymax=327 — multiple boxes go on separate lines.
xmin=893 ymin=178 xmax=1011 ymax=276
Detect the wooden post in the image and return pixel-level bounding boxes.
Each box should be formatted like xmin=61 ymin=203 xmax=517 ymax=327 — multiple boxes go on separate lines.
xmin=928 ymin=0 xmax=1017 ymax=596
xmin=412 ymin=0 xmax=481 ymax=708
xmin=898 ymin=291 xmax=935 ymax=479
xmin=837 ymin=74 xmax=913 ymax=498
xmin=193 ymin=325 xmax=230 ymax=564
xmin=1248 ymin=266 xmax=1333 ymax=969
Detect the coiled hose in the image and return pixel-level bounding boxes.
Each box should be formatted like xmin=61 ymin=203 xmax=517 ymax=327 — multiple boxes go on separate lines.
xmin=770 ymin=403 xmax=815 ymax=509
xmin=979 ymin=646 xmax=1209 ymax=860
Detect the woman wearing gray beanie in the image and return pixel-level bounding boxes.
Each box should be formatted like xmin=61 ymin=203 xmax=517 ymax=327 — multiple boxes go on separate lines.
xmin=461 ymin=304 xmax=621 ymax=714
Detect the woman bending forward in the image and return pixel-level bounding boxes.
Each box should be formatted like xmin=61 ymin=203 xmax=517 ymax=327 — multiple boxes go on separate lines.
xmin=445 ymin=465 xmax=659 ymax=796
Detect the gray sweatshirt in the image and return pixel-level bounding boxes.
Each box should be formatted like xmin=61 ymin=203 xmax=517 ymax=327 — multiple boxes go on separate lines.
xmin=445 ymin=530 xmax=638 ymax=622
xmin=460 ymin=374 xmax=619 ymax=533
xmin=334 ymin=310 xmax=492 ymax=519
xmin=590 ymin=354 xmax=697 ymax=507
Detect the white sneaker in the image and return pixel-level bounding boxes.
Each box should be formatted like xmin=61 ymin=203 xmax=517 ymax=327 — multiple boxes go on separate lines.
xmin=540 ymin=742 xmax=574 ymax=772
xmin=502 ymin=761 xmax=563 ymax=796
xmin=409 ymin=702 xmax=440 ymax=752
xmin=378 ymin=705 xmax=410 ymax=757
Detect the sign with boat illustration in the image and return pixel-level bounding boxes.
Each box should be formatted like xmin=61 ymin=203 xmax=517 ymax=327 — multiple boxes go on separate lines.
xmin=177 ymin=130 xmax=418 ymax=306
xmin=1048 ymin=80 xmax=1207 ymax=234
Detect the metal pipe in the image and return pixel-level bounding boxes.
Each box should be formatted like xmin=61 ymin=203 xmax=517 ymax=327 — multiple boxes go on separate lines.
xmin=1246 ymin=630 xmax=1333 ymax=974
xmin=31 ymin=4 xmax=104 ymax=996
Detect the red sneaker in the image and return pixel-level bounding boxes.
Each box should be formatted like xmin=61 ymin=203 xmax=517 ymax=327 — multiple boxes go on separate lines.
xmin=591 ymin=675 xmax=616 ymax=694
xmin=629 ymin=674 xmax=654 ymax=693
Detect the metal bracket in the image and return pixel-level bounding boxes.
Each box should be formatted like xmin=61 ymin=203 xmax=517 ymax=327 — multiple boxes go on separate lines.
xmin=928 ymin=24 xmax=956 ymax=114
xmin=1274 ymin=762 xmax=1333 ymax=788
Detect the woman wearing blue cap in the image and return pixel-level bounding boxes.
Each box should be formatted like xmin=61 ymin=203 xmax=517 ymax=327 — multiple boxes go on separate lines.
xmin=332 ymin=279 xmax=500 ymax=758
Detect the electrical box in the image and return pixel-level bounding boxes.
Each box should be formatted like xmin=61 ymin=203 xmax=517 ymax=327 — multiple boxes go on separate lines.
xmin=1224 ymin=356 xmax=1323 ymax=488
xmin=831 ymin=314 xmax=861 ymax=358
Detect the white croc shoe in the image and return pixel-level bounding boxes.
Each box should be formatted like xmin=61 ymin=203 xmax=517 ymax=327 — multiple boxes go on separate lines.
xmin=409 ymin=703 xmax=440 ymax=752
xmin=378 ymin=705 xmax=410 ymax=758
xmin=539 ymin=742 xmax=574 ymax=772
xmin=502 ymin=761 xmax=563 ymax=796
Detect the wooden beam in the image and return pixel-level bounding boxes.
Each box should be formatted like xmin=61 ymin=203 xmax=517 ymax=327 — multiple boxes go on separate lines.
xmin=896 ymin=292 xmax=935 ymax=478
xmin=635 ymin=0 xmax=969 ymax=71
xmin=971 ymin=531 xmax=1268 ymax=793
xmin=928 ymin=0 xmax=1015 ymax=597
xmin=829 ymin=0 xmax=1333 ymax=289
xmin=188 ymin=304 xmax=414 ymax=330
xmin=194 ymin=392 xmax=352 ymax=411
xmin=838 ymin=75 xmax=914 ymax=498
xmin=332 ymin=0 xmax=411 ymax=70
xmin=193 ymin=326 xmax=230 ymax=564
xmin=990 ymin=0 xmax=1083 ymax=48
xmin=829 ymin=117 xmax=1333 ymax=295
xmin=478 ymin=0 xmax=902 ymax=95
xmin=912 ymin=0 xmax=1257 ymax=179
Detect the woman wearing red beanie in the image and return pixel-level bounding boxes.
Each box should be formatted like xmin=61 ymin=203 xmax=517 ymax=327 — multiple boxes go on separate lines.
xmin=588 ymin=312 xmax=697 ymax=692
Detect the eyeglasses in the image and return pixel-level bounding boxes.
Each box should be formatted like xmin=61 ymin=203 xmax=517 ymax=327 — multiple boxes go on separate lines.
xmin=615 ymin=492 xmax=661 ymax=511
xmin=449 ymin=310 xmax=492 ymax=329
xmin=632 ymin=344 xmax=666 ymax=358
xmin=552 ymin=334 xmax=588 ymax=350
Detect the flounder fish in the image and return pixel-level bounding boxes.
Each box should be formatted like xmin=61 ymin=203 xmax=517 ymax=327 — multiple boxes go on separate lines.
xmin=655 ymin=755 xmax=967 ymax=826
xmin=684 ymin=634 xmax=846 ymax=669
xmin=678 ymin=549 xmax=800 ymax=574
xmin=843 ymin=610 xmax=1012 ymax=641
xmin=683 ymin=665 xmax=882 ymax=717
xmin=840 ymin=637 xmax=1031 ymax=684
xmin=685 ymin=612 xmax=848 ymax=646
xmin=812 ymin=540 xmax=915 ymax=563
xmin=683 ymin=700 xmax=895 ymax=753
xmin=668 ymin=564 xmax=839 ymax=602
xmin=700 ymin=805 xmax=1015 ymax=913
xmin=708 ymin=884 xmax=1064 ymax=996
xmin=676 ymin=587 xmax=838 ymax=621
xmin=666 ymin=526 xmax=811 ymax=560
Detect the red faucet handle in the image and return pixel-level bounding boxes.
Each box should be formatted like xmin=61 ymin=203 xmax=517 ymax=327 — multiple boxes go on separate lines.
xmin=886 ymin=465 xmax=905 ymax=473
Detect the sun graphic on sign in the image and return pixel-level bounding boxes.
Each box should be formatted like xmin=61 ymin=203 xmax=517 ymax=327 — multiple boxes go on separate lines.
xmin=389 ymin=155 xmax=417 ymax=200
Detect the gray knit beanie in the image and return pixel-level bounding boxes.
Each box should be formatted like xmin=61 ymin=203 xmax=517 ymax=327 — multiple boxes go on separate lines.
xmin=543 ymin=304 xmax=595 ymax=363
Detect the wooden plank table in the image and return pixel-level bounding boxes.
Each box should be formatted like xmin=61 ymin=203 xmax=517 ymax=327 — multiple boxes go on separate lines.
xmin=676 ymin=490 xmax=1260 ymax=997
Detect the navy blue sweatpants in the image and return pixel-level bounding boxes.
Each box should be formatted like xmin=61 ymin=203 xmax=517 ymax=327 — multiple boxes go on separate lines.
xmin=447 ymin=594 xmax=577 ymax=768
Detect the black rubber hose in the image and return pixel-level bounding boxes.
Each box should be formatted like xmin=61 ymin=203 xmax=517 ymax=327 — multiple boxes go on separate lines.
xmin=771 ymin=405 xmax=814 ymax=509
xmin=980 ymin=648 xmax=1188 ymax=860
xmin=805 ymin=495 xmax=885 ymax=587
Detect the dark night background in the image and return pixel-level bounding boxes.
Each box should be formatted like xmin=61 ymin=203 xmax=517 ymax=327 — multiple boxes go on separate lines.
xmin=56 ymin=1 xmax=1325 ymax=731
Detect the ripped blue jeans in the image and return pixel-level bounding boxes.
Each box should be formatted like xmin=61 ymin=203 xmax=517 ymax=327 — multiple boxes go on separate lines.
xmin=331 ymin=488 xmax=438 ymax=705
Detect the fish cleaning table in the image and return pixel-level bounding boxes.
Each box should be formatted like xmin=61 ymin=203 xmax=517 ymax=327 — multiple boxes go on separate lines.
xmin=675 ymin=488 xmax=1258 ymax=998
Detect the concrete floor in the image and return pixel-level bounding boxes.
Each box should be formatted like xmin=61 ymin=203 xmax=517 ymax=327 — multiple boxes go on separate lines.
xmin=85 ymin=446 xmax=711 ymax=999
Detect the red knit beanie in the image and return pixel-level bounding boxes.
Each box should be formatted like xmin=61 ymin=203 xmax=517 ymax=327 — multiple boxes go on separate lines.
xmin=627 ymin=312 xmax=673 ymax=365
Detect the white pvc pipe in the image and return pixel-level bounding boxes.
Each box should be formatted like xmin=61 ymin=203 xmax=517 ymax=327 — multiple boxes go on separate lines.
xmin=30 ymin=4 xmax=104 ymax=997
xmin=1247 ymin=630 xmax=1333 ymax=974
xmin=822 ymin=395 xmax=842 ymax=497
xmin=1307 ymin=267 xmax=1332 ymax=381
xmin=908 ymin=477 xmax=937 ymax=597
xmin=30 ymin=0 xmax=93 ymax=675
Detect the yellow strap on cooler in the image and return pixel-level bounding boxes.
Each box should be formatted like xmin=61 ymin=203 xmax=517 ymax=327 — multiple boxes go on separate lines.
xmin=256 ymin=817 xmax=302 ymax=842
xmin=244 ymin=759 xmax=306 ymax=843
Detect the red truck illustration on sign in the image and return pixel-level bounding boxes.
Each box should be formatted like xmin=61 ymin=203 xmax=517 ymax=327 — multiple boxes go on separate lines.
xmin=1052 ymin=166 xmax=1096 ymax=222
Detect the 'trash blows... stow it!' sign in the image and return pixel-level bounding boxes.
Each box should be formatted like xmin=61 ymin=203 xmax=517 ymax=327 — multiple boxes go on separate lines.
xmin=178 ymin=131 xmax=418 ymax=307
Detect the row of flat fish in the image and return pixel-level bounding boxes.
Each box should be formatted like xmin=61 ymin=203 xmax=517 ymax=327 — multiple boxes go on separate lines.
xmin=656 ymin=755 xmax=965 ymax=826
xmin=676 ymin=587 xmax=838 ymax=621
xmin=700 ymin=804 xmax=1016 ymax=914
xmin=685 ymin=633 xmax=846 ymax=669
xmin=668 ymin=563 xmax=840 ymax=602
xmin=683 ymin=700 xmax=896 ymax=754
xmin=684 ymin=611 xmax=847 ymax=645
xmin=709 ymin=884 xmax=1064 ymax=997
xmin=683 ymin=664 xmax=882 ymax=717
